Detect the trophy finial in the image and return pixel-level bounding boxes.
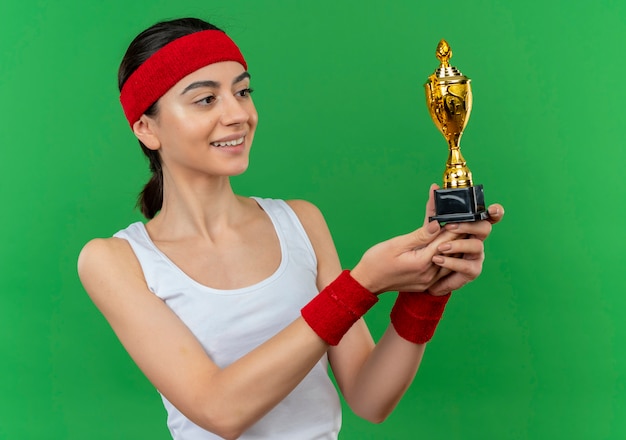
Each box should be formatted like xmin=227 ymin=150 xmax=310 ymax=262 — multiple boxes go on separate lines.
xmin=436 ymin=39 xmax=451 ymax=68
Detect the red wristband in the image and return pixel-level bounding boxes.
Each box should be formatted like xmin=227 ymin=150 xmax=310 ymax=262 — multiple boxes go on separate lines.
xmin=390 ymin=291 xmax=451 ymax=344
xmin=301 ymin=270 xmax=378 ymax=345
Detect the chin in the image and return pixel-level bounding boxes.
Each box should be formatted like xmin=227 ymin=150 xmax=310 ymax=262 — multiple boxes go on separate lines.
xmin=228 ymin=161 xmax=250 ymax=176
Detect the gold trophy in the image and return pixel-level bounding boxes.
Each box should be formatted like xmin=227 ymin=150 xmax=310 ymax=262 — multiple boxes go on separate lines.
xmin=425 ymin=39 xmax=489 ymax=223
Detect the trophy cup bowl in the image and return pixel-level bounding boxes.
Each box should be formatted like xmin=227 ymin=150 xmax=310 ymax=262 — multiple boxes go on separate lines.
xmin=425 ymin=39 xmax=489 ymax=223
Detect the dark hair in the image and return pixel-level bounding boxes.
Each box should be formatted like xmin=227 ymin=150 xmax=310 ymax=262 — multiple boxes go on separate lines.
xmin=118 ymin=18 xmax=223 ymax=219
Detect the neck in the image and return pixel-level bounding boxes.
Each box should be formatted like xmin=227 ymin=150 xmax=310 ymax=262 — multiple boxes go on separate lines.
xmin=148 ymin=169 xmax=245 ymax=240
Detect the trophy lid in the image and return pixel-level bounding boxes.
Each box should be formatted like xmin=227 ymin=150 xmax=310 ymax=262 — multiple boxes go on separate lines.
xmin=432 ymin=39 xmax=469 ymax=81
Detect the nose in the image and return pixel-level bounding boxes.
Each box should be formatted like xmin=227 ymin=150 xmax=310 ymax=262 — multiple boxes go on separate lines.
xmin=220 ymin=94 xmax=249 ymax=126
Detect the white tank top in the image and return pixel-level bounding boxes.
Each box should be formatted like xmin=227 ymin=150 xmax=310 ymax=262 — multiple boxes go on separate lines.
xmin=114 ymin=197 xmax=342 ymax=439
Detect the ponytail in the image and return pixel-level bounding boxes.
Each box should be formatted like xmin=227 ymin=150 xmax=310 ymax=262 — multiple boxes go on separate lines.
xmin=137 ymin=147 xmax=163 ymax=219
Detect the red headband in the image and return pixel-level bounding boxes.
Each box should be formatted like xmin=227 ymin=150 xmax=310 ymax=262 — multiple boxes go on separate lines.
xmin=119 ymin=29 xmax=247 ymax=126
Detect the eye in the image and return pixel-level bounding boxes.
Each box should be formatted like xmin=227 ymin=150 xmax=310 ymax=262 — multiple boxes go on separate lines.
xmin=196 ymin=95 xmax=216 ymax=106
xmin=236 ymin=87 xmax=254 ymax=98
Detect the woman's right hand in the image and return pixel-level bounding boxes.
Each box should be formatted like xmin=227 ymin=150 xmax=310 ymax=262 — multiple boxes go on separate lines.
xmin=350 ymin=185 xmax=457 ymax=294
xmin=350 ymin=219 xmax=455 ymax=294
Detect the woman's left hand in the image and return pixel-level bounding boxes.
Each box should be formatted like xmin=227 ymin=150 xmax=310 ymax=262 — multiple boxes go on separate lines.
xmin=426 ymin=203 xmax=505 ymax=296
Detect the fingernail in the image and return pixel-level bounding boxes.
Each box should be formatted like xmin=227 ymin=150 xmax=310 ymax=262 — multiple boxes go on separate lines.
xmin=445 ymin=223 xmax=459 ymax=230
xmin=438 ymin=243 xmax=452 ymax=252
xmin=433 ymin=256 xmax=445 ymax=264
xmin=427 ymin=220 xmax=440 ymax=234
xmin=489 ymin=206 xmax=501 ymax=216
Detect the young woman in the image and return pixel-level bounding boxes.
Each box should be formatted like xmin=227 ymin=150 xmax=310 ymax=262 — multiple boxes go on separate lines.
xmin=78 ymin=17 xmax=504 ymax=440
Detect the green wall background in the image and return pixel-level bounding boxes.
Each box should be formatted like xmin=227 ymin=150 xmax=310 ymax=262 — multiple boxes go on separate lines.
xmin=1 ymin=0 xmax=624 ymax=438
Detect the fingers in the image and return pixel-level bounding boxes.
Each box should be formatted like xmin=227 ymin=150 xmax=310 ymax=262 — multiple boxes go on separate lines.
xmin=436 ymin=237 xmax=484 ymax=257
xmin=433 ymin=237 xmax=484 ymax=276
xmin=444 ymin=219 xmax=492 ymax=241
xmin=427 ymin=237 xmax=485 ymax=294
xmin=487 ymin=204 xmax=505 ymax=225
xmin=435 ymin=203 xmax=504 ymax=240
xmin=394 ymin=229 xmax=464 ymax=291
xmin=389 ymin=260 xmax=455 ymax=294
xmin=428 ymin=271 xmax=473 ymax=296
xmin=355 ymin=195 xmax=499 ymax=295
xmin=352 ymin=223 xmax=449 ymax=293
xmin=402 ymin=220 xmax=441 ymax=252
xmin=408 ymin=200 xmax=503 ymax=295
xmin=423 ymin=183 xmax=440 ymax=226
xmin=433 ymin=254 xmax=484 ymax=289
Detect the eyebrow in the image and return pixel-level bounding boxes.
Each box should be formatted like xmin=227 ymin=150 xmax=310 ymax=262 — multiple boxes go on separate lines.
xmin=181 ymin=71 xmax=251 ymax=95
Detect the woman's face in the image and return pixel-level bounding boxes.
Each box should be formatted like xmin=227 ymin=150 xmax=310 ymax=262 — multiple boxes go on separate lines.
xmin=142 ymin=61 xmax=258 ymax=179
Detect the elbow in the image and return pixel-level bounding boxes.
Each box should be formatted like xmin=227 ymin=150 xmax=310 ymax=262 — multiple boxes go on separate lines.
xmin=350 ymin=404 xmax=392 ymax=425
xmin=178 ymin=383 xmax=273 ymax=439
xmin=360 ymin=412 xmax=390 ymax=425
xmin=216 ymin=430 xmax=245 ymax=440
xmin=191 ymin=401 xmax=260 ymax=440
xmin=210 ymin=426 xmax=245 ymax=440
xmin=346 ymin=392 xmax=398 ymax=424
xmin=196 ymin=420 xmax=245 ymax=440
xmin=370 ymin=414 xmax=390 ymax=424
xmin=195 ymin=413 xmax=248 ymax=440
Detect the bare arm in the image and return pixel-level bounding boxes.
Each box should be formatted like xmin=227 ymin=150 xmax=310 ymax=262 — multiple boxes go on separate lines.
xmin=288 ymin=200 xmax=427 ymax=422
xmin=289 ymin=192 xmax=504 ymax=423
xmin=337 ymin=205 xmax=503 ymax=422
xmin=78 ymin=238 xmax=329 ymax=440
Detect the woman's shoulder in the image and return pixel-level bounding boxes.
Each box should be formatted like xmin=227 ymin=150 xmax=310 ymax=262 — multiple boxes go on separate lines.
xmin=77 ymin=222 xmax=146 ymax=268
xmin=77 ymin=236 xmax=142 ymax=295
xmin=284 ymin=199 xmax=330 ymax=233
xmin=285 ymin=200 xmax=338 ymax=253
xmin=78 ymin=236 xmax=132 ymax=263
xmin=285 ymin=199 xmax=325 ymax=221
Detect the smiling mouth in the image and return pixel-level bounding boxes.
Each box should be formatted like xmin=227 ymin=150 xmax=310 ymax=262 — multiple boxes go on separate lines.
xmin=211 ymin=136 xmax=245 ymax=147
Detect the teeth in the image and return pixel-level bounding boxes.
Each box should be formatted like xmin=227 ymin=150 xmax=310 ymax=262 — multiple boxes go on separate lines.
xmin=212 ymin=137 xmax=244 ymax=147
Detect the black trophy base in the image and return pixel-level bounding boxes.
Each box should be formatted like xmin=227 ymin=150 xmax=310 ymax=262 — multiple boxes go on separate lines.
xmin=429 ymin=184 xmax=490 ymax=224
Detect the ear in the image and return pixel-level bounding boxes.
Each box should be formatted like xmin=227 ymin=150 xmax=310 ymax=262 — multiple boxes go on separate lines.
xmin=132 ymin=115 xmax=161 ymax=151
